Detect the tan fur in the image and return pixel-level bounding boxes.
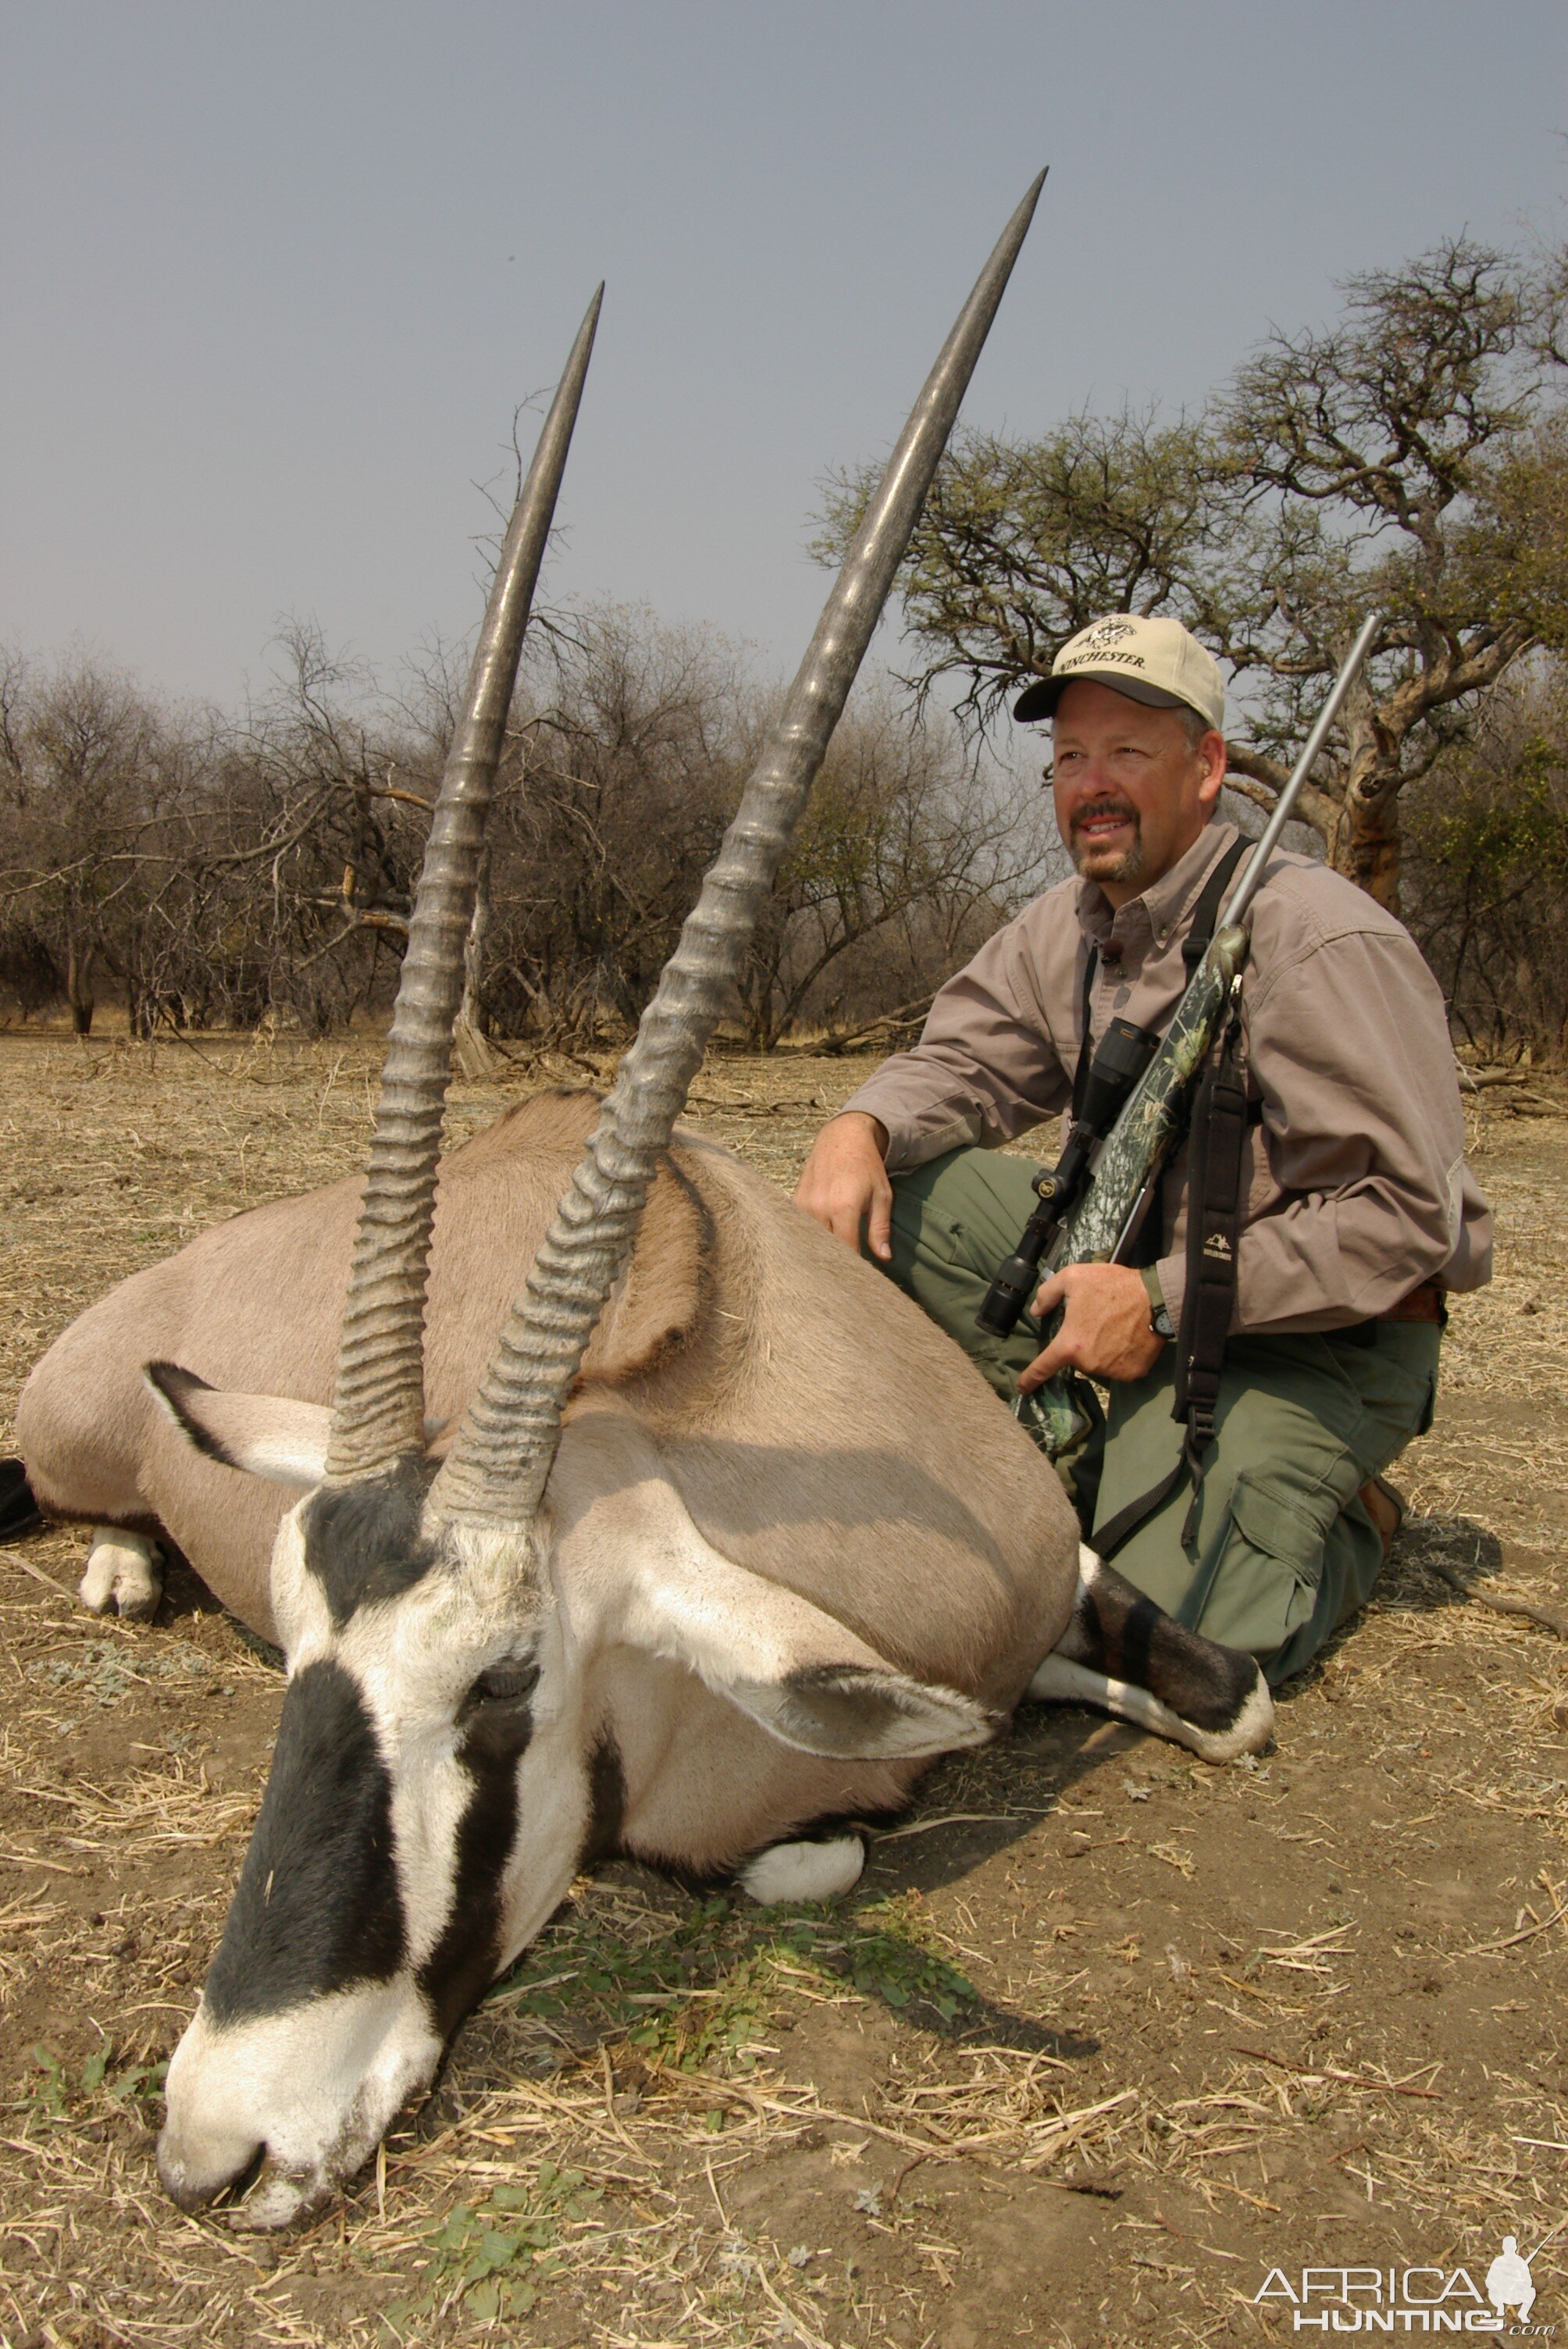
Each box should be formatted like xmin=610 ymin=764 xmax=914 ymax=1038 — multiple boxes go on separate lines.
xmin=17 ymin=1088 xmax=1078 ymax=1872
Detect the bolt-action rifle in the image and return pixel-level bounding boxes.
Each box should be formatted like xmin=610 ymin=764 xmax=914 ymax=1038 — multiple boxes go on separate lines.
xmin=980 ymin=611 xmax=1382 ymax=1457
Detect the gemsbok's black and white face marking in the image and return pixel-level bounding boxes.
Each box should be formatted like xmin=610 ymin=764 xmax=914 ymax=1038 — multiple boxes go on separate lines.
xmin=155 ymin=1462 xmax=586 ymax=2229
xmin=150 ymin=1370 xmax=996 ymax=2230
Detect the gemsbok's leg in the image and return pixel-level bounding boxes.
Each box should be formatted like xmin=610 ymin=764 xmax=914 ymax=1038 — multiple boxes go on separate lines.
xmin=1029 ymin=1543 xmax=1274 ymax=1763
xmin=738 ymin=1836 xmax=866 ymax=1905
xmin=79 ymin=1530 xmax=164 ymax=1621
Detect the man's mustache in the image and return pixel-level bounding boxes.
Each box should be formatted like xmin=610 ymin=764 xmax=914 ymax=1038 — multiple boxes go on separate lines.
xmin=1070 ymin=798 xmax=1140 ymax=835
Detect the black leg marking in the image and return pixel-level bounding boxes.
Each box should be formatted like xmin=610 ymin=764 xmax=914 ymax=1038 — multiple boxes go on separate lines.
xmin=1078 ymin=1555 xmax=1260 ymax=1734
xmin=204 ymin=1659 xmax=406 ymax=2024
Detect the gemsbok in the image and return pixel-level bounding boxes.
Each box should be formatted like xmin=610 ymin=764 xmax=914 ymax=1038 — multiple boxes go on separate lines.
xmin=3 ymin=176 xmax=1270 ymax=2229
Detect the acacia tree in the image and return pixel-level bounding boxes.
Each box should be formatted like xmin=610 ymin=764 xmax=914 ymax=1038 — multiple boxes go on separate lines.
xmin=819 ymin=240 xmax=1568 ymax=909
xmin=0 ymin=637 xmax=444 ymax=1035
xmin=1402 ymin=660 xmax=1568 ymax=1056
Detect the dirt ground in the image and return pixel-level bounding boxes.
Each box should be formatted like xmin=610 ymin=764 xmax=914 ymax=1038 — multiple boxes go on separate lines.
xmin=0 ymin=1027 xmax=1565 ymax=2349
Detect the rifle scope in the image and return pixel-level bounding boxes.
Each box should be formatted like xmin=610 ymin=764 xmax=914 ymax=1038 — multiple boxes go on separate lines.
xmin=975 ymin=1014 xmax=1159 ymax=1338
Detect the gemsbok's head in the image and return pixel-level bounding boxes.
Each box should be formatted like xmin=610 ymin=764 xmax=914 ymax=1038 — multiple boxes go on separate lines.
xmin=151 ymin=177 xmax=1046 ymax=2230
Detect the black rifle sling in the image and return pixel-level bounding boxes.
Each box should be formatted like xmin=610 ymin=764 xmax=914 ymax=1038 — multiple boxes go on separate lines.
xmin=1070 ymin=943 xmax=1098 ymax=1122
xmin=1171 ymin=989 xmax=1247 ymax=1509
xmin=1091 ymin=836 xmax=1251 ymax=1565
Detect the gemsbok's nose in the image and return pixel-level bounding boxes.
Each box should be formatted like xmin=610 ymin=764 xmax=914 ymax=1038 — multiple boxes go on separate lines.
xmin=156 ymin=2116 xmax=264 ymax=2214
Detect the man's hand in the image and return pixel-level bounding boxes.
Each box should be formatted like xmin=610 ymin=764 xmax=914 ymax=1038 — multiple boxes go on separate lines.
xmin=794 ymin=1113 xmax=893 ymax=1259
xmin=1017 ymin=1262 xmax=1165 ymax=1388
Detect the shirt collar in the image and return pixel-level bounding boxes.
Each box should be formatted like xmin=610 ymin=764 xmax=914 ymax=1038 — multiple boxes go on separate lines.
xmin=1076 ymin=818 xmax=1240 ymax=954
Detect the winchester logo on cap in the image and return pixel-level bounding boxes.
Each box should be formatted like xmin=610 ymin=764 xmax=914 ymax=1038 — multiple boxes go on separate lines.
xmin=1014 ymin=612 xmax=1226 ymax=733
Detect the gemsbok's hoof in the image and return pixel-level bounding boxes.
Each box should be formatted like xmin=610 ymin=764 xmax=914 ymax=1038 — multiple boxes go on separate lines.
xmin=739 ymin=1834 xmax=866 ymax=1905
xmin=78 ymin=1530 xmax=163 ymax=1620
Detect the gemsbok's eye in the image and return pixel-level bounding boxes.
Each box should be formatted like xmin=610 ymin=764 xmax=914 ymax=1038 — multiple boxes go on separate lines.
xmin=469 ymin=1659 xmax=540 ymax=1708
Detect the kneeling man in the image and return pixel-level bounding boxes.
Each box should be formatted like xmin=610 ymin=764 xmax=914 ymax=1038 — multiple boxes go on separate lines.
xmin=796 ymin=615 xmax=1491 ymax=1684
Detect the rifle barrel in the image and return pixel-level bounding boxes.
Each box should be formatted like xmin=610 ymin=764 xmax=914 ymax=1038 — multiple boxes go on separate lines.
xmin=1225 ymin=611 xmax=1381 ymax=930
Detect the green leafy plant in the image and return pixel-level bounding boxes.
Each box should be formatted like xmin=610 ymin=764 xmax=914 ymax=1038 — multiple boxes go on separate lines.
xmin=381 ymin=2163 xmax=601 ymax=2335
xmin=18 ymin=2044 xmax=166 ymax=2123
xmin=489 ymin=1885 xmax=979 ymax=2071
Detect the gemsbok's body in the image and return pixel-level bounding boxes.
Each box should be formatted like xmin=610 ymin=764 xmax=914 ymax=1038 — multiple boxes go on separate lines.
xmin=2 ymin=190 xmax=1270 ymax=2232
xmin=19 ymin=1083 xmax=1077 ymax=1796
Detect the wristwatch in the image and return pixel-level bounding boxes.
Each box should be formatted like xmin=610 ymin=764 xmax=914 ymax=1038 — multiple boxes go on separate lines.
xmin=1139 ymin=1266 xmax=1174 ymax=1342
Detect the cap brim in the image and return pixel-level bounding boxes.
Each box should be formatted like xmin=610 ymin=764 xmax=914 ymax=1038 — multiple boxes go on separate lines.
xmin=1013 ymin=668 xmax=1191 ymax=725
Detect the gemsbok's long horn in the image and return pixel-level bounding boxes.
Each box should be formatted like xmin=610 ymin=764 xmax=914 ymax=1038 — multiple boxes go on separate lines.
xmin=324 ymin=287 xmax=604 ymax=1485
xmin=429 ymin=173 xmax=1046 ymax=1527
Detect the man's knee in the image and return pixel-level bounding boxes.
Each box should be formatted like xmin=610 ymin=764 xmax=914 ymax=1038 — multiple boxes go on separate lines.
xmin=872 ymin=1149 xmax=1042 ymax=1403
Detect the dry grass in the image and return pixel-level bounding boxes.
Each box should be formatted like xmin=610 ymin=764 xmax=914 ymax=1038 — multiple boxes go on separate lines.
xmin=0 ymin=1028 xmax=1565 ymax=2347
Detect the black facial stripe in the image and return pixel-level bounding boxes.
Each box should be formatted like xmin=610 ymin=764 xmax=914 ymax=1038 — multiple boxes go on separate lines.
xmin=415 ymin=1705 xmax=533 ymax=2036
xmin=301 ymin=1474 xmax=438 ymax=1629
xmin=203 ymin=1659 xmax=405 ymax=2026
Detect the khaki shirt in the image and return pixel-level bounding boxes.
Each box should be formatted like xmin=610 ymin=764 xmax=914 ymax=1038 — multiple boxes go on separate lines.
xmin=842 ymin=820 xmax=1492 ymax=1333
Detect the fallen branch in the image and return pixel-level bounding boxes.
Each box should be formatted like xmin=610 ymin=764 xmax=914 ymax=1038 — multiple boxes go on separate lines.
xmin=1417 ymin=1552 xmax=1568 ymax=1640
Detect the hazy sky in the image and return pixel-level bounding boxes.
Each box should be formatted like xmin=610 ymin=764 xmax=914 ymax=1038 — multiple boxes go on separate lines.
xmin=4 ymin=2 xmax=1565 ymax=711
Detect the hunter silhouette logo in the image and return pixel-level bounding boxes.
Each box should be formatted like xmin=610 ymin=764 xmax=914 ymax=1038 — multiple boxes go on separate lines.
xmin=1253 ymin=2231 xmax=1558 ymax=2331
xmin=1079 ymin=618 xmax=1138 ymax=651
xmin=1487 ymin=2238 xmax=1536 ymax=2324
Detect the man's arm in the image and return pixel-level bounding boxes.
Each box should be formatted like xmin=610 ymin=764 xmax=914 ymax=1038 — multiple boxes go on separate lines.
xmin=794 ymin=1112 xmax=893 ymax=1260
xmin=1162 ymin=887 xmax=1488 ymax=1331
xmin=795 ymin=906 xmax=1073 ymax=1254
xmin=832 ymin=907 xmax=1074 ymax=1159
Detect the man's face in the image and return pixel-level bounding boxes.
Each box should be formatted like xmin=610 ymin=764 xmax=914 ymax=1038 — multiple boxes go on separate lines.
xmin=1049 ymin=679 xmax=1225 ymax=904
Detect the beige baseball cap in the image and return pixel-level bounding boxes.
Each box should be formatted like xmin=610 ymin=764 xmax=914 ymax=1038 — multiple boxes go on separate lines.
xmin=1014 ymin=613 xmax=1225 ymax=733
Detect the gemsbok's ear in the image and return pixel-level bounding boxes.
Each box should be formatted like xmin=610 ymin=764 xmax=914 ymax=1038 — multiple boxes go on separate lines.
xmin=145 ymin=1362 xmax=333 ymax=1490
xmin=565 ymin=1452 xmax=998 ymax=1761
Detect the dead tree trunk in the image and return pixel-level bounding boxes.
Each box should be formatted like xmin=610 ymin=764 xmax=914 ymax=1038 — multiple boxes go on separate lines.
xmin=66 ymin=935 xmax=95 ymax=1036
xmin=453 ymin=848 xmax=499 ymax=1080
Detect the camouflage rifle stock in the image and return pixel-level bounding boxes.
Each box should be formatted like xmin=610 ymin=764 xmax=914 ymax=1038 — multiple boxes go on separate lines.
xmin=1018 ymin=611 xmax=1381 ymax=1459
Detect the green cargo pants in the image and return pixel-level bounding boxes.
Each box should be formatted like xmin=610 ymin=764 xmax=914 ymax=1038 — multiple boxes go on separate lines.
xmin=873 ymin=1146 xmax=1440 ymax=1685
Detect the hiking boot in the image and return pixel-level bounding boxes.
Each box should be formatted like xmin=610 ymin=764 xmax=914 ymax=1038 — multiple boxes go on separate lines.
xmin=1359 ymin=1474 xmax=1406 ymax=1564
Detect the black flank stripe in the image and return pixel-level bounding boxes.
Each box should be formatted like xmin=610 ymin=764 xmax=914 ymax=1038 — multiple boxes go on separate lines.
xmin=578 ymin=1734 xmax=625 ymax=1871
xmin=204 ymin=1659 xmax=405 ymax=2025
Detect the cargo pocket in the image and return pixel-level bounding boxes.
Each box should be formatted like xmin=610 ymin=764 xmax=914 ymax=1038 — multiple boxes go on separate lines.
xmin=1191 ymin=1467 xmax=1344 ymax=1662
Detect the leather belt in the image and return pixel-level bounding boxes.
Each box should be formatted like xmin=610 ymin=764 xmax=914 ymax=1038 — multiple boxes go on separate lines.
xmin=1375 ymin=1278 xmax=1446 ymax=1326
xmin=1335 ymin=1279 xmax=1446 ymax=1347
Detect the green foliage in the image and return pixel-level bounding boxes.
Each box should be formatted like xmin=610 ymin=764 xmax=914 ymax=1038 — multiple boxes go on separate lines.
xmin=1402 ymin=679 xmax=1568 ymax=1054
xmin=490 ymin=1887 xmax=980 ymax=2069
xmin=1421 ymin=743 xmax=1568 ymax=891
xmin=399 ymin=1891 xmax=982 ymax=2328
xmin=30 ymin=1635 xmax=216 ymax=1707
xmin=381 ymin=2162 xmax=600 ymax=2336
xmin=18 ymin=2044 xmax=167 ymax=2124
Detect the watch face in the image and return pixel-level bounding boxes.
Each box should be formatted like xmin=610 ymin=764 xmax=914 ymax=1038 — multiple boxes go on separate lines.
xmin=1153 ymin=1303 xmax=1174 ymax=1339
